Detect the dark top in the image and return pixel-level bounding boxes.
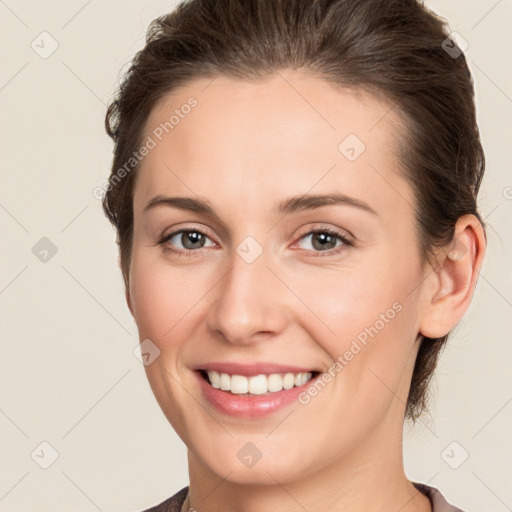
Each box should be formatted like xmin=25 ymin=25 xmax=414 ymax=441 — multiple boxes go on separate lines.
xmin=140 ymin=482 xmax=465 ymax=511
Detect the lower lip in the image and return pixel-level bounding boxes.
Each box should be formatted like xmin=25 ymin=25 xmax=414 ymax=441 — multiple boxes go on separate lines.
xmin=195 ymin=371 xmax=318 ymax=418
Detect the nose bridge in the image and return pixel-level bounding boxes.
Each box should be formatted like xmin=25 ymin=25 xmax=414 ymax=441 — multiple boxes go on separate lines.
xmin=207 ymin=240 xmax=286 ymax=344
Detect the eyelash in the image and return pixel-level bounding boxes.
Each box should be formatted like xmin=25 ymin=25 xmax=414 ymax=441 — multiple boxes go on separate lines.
xmin=157 ymin=226 xmax=353 ymax=258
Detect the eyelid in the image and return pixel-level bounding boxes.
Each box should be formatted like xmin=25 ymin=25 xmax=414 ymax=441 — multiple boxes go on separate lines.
xmin=160 ymin=223 xmax=217 ymax=243
xmin=292 ymin=223 xmax=354 ymax=244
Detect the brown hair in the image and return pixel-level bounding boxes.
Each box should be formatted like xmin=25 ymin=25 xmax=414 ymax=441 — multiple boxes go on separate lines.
xmin=103 ymin=0 xmax=486 ymax=422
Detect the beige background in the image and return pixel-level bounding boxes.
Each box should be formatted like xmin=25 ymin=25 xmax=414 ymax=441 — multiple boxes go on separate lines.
xmin=1 ymin=0 xmax=511 ymax=510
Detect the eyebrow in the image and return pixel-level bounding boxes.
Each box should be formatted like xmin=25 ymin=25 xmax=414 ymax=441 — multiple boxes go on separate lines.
xmin=143 ymin=193 xmax=378 ymax=217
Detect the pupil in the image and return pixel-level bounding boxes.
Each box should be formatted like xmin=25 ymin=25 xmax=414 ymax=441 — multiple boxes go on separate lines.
xmin=183 ymin=231 xmax=204 ymax=249
xmin=313 ymin=233 xmax=335 ymax=250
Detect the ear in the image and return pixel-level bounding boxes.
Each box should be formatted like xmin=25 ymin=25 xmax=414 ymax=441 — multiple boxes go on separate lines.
xmin=419 ymin=214 xmax=486 ymax=338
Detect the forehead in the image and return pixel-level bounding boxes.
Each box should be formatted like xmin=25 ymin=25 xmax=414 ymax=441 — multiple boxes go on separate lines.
xmin=134 ymin=71 xmax=412 ymax=216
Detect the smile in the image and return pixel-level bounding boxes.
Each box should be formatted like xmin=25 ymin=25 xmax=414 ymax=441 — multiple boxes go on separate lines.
xmin=194 ymin=362 xmax=322 ymax=417
xmin=202 ymin=370 xmax=317 ymax=395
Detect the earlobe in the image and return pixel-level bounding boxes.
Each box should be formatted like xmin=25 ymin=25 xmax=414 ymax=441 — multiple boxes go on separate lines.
xmin=419 ymin=214 xmax=486 ymax=338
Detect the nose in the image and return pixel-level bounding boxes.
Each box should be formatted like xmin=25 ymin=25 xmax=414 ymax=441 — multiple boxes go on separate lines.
xmin=206 ymin=244 xmax=289 ymax=345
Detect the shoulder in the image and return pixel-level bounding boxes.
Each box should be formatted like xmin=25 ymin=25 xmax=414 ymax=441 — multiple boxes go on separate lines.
xmin=413 ymin=482 xmax=466 ymax=512
xmin=138 ymin=483 xmax=465 ymax=512
xmin=138 ymin=486 xmax=189 ymax=512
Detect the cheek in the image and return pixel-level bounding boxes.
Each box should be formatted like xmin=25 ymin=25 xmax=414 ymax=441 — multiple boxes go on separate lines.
xmin=129 ymin=250 xmax=211 ymax=437
xmin=129 ymin=246 xmax=213 ymax=341
xmin=289 ymin=253 xmax=421 ymax=391
xmin=292 ymin=263 xmax=412 ymax=345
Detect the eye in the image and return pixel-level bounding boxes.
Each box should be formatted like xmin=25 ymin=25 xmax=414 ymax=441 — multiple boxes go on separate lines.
xmin=295 ymin=227 xmax=353 ymax=256
xmin=158 ymin=229 xmax=216 ymax=255
xmin=157 ymin=226 xmax=353 ymax=258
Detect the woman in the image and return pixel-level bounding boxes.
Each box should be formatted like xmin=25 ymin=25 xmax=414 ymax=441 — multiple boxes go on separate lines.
xmin=102 ymin=0 xmax=486 ymax=510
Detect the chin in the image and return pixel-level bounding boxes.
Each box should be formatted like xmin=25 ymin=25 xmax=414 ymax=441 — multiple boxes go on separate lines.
xmin=192 ymin=438 xmax=314 ymax=486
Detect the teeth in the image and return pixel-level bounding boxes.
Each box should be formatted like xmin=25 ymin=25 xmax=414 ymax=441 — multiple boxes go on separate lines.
xmin=248 ymin=374 xmax=267 ymax=395
xmin=231 ymin=374 xmax=249 ymax=394
xmin=219 ymin=372 xmax=230 ymax=391
xmin=283 ymin=373 xmax=295 ymax=390
xmin=205 ymin=371 xmax=314 ymax=395
xmin=268 ymin=373 xmax=283 ymax=392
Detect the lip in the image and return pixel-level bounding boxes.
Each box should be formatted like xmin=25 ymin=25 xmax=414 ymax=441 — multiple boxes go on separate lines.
xmin=192 ymin=361 xmax=319 ymax=376
xmin=194 ymin=368 xmax=320 ymax=418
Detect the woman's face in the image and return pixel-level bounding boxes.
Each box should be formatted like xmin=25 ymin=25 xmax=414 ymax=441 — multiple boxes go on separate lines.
xmin=127 ymin=71 xmax=432 ymax=484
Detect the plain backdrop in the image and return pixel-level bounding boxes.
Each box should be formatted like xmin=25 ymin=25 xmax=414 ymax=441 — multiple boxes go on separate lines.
xmin=1 ymin=1 xmax=511 ymax=510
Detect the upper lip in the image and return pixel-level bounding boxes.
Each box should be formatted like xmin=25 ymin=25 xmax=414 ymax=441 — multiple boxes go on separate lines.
xmin=193 ymin=362 xmax=319 ymax=376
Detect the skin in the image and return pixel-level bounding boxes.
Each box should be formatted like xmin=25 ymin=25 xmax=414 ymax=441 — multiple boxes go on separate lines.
xmin=125 ymin=70 xmax=485 ymax=512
